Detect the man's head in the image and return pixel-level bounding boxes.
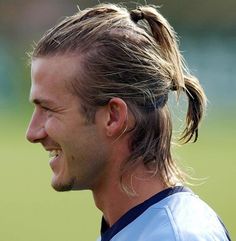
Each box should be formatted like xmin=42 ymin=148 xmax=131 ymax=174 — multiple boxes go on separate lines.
xmin=26 ymin=3 xmax=206 ymax=193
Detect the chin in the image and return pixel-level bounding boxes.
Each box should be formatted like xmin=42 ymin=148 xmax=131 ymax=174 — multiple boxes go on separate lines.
xmin=51 ymin=176 xmax=75 ymax=192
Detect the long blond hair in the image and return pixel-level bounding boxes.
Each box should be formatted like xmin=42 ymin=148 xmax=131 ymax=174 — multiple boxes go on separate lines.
xmin=32 ymin=3 xmax=207 ymax=191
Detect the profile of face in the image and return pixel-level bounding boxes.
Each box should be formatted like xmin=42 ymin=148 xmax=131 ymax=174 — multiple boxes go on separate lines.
xmin=26 ymin=55 xmax=109 ymax=192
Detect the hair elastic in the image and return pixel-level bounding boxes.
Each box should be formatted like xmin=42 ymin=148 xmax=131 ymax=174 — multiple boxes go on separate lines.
xmin=130 ymin=8 xmax=144 ymax=23
xmin=143 ymin=94 xmax=168 ymax=111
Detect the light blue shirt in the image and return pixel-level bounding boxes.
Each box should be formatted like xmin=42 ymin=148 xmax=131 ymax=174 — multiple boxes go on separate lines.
xmin=97 ymin=186 xmax=231 ymax=241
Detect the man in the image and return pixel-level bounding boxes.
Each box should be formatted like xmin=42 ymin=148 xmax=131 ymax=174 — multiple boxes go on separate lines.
xmin=26 ymin=3 xmax=231 ymax=241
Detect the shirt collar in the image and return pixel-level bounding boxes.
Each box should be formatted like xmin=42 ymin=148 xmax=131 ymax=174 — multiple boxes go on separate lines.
xmin=100 ymin=186 xmax=191 ymax=241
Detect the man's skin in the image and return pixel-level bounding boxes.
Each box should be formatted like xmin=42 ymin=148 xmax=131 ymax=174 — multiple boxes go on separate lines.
xmin=26 ymin=54 xmax=167 ymax=226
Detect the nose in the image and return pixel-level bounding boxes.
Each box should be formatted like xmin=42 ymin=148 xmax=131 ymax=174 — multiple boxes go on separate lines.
xmin=26 ymin=110 xmax=48 ymax=143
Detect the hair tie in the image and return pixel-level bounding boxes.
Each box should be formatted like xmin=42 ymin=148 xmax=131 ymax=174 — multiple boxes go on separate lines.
xmin=170 ymin=83 xmax=178 ymax=91
xmin=142 ymin=94 xmax=168 ymax=112
xmin=130 ymin=9 xmax=144 ymax=23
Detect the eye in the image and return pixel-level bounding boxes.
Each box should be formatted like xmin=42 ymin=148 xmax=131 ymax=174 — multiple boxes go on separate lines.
xmin=44 ymin=107 xmax=55 ymax=119
xmin=42 ymin=106 xmax=51 ymax=112
xmin=41 ymin=106 xmax=54 ymax=117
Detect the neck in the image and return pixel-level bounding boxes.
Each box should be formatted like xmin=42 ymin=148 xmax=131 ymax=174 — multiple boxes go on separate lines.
xmin=92 ymin=162 xmax=168 ymax=227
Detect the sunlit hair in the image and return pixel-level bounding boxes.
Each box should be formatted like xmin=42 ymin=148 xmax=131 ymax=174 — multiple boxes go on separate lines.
xmin=31 ymin=3 xmax=207 ymax=193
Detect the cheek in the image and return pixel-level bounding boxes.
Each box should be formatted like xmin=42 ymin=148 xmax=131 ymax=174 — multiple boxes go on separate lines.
xmin=45 ymin=114 xmax=83 ymax=139
xmin=67 ymin=127 xmax=106 ymax=163
xmin=44 ymin=117 xmax=64 ymax=138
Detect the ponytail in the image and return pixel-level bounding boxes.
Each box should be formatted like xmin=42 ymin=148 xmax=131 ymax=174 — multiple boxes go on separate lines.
xmin=181 ymin=75 xmax=207 ymax=143
xmin=130 ymin=6 xmax=207 ymax=143
xmin=130 ymin=7 xmax=185 ymax=92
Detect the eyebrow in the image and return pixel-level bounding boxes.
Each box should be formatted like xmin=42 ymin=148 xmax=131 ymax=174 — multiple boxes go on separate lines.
xmin=31 ymin=98 xmax=56 ymax=107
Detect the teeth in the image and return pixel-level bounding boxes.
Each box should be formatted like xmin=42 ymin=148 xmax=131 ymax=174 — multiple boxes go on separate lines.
xmin=49 ymin=150 xmax=61 ymax=158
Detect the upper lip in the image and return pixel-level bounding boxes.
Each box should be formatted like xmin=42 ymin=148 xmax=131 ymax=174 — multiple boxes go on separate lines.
xmin=44 ymin=147 xmax=62 ymax=151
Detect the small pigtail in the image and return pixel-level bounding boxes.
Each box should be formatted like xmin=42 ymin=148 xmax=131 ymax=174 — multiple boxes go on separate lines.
xmin=180 ymin=75 xmax=207 ymax=143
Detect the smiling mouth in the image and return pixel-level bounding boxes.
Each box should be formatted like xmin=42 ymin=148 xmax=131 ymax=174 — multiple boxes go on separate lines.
xmin=49 ymin=150 xmax=61 ymax=158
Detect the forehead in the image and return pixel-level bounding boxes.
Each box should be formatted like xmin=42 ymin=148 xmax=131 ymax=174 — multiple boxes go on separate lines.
xmin=30 ymin=55 xmax=81 ymax=102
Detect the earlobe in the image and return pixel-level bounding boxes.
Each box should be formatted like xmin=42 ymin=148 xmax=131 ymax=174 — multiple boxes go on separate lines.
xmin=106 ymin=98 xmax=128 ymax=138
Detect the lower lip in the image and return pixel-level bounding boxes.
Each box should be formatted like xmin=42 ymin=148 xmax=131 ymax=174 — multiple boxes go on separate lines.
xmin=49 ymin=154 xmax=60 ymax=170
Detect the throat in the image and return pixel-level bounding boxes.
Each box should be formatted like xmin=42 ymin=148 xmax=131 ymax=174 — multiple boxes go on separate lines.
xmin=92 ymin=174 xmax=167 ymax=227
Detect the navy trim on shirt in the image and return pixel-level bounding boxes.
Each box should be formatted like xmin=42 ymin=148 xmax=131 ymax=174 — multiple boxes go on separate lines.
xmin=100 ymin=186 xmax=191 ymax=241
xmin=218 ymin=217 xmax=232 ymax=241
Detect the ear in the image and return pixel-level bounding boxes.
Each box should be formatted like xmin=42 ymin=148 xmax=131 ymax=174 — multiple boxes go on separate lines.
xmin=105 ymin=98 xmax=128 ymax=138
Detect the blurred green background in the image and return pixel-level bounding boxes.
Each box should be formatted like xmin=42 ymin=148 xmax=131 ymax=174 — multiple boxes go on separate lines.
xmin=0 ymin=0 xmax=235 ymax=240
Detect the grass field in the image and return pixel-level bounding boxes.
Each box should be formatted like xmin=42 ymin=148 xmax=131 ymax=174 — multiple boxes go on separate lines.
xmin=0 ymin=110 xmax=235 ymax=241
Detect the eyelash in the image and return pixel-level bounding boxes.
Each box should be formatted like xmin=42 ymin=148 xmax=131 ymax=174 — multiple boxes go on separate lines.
xmin=41 ymin=106 xmax=52 ymax=112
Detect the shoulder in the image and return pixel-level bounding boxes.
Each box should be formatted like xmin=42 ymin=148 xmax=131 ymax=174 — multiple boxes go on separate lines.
xmin=98 ymin=188 xmax=230 ymax=241
xmin=149 ymin=191 xmax=229 ymax=240
xmin=111 ymin=191 xmax=229 ymax=241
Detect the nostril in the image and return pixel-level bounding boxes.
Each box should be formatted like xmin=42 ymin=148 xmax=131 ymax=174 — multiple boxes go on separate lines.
xmin=26 ymin=126 xmax=47 ymax=143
